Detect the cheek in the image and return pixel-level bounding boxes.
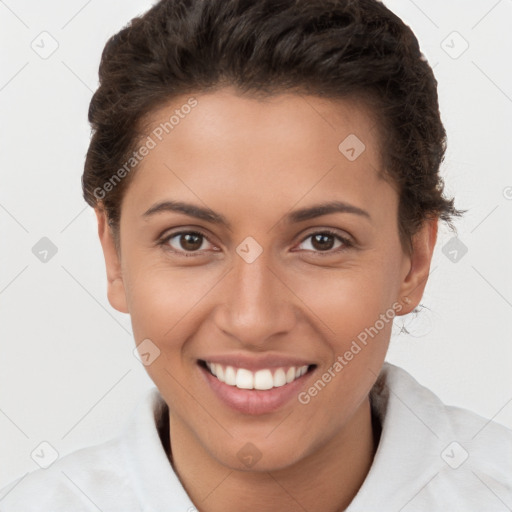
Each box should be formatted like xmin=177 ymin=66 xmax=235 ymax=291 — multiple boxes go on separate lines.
xmin=125 ymin=266 xmax=206 ymax=400
xmin=125 ymin=262 xmax=219 ymax=344
xmin=290 ymin=260 xmax=398 ymax=344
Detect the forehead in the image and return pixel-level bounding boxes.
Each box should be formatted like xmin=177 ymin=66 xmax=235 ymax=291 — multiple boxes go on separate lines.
xmin=123 ymin=87 xmax=394 ymax=226
xmin=146 ymin=87 xmax=380 ymax=151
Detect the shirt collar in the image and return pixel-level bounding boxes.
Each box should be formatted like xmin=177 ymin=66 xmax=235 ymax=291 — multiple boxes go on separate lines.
xmin=118 ymin=387 xmax=195 ymax=511
xmin=346 ymin=362 xmax=454 ymax=510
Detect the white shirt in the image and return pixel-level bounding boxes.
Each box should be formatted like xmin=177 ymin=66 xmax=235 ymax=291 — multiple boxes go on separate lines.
xmin=1 ymin=362 xmax=511 ymax=511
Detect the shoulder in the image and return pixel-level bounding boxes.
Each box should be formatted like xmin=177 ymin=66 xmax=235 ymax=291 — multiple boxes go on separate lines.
xmin=0 ymin=388 xmax=167 ymax=512
xmin=0 ymin=435 xmax=137 ymax=511
xmin=355 ymin=362 xmax=512 ymax=511
xmin=380 ymin=362 xmax=512 ymax=449
xmin=381 ymin=362 xmax=512 ymax=470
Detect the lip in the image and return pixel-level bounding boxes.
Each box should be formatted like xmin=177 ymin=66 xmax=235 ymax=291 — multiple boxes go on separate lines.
xmin=199 ymin=353 xmax=315 ymax=372
xmin=198 ymin=359 xmax=316 ymax=415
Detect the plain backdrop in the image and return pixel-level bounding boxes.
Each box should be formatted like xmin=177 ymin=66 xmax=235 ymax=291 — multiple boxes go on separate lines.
xmin=1 ymin=0 xmax=511 ymax=489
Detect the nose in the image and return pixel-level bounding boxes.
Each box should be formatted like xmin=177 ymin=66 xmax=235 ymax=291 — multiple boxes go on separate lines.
xmin=212 ymin=247 xmax=298 ymax=348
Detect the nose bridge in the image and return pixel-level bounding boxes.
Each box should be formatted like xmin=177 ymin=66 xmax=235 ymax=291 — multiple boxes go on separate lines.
xmin=234 ymin=249 xmax=273 ymax=312
xmin=214 ymin=243 xmax=296 ymax=345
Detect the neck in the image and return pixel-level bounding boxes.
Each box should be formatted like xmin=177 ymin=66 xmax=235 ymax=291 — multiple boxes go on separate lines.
xmin=167 ymin=396 xmax=379 ymax=512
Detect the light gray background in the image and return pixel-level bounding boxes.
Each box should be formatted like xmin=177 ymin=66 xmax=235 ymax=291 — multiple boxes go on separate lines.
xmin=1 ymin=0 xmax=511 ymax=489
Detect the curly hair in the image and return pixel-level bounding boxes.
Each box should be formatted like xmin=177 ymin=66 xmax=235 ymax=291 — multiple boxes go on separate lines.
xmin=82 ymin=0 xmax=465 ymax=256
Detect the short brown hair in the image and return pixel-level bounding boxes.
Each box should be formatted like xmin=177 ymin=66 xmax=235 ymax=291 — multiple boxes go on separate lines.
xmin=82 ymin=0 xmax=465 ymax=255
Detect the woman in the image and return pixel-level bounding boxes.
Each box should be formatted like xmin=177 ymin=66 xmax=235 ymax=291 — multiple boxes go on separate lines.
xmin=2 ymin=0 xmax=511 ymax=510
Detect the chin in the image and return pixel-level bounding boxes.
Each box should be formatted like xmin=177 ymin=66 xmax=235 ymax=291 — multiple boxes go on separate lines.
xmin=209 ymin=439 xmax=309 ymax=473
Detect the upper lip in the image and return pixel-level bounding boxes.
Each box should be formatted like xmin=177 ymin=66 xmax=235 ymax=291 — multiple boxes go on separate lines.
xmin=199 ymin=353 xmax=316 ymax=372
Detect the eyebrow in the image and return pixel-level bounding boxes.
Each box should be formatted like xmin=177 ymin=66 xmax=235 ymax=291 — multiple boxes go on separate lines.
xmin=143 ymin=200 xmax=371 ymax=229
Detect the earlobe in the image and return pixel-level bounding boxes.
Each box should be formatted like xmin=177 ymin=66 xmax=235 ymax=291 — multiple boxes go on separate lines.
xmin=397 ymin=218 xmax=438 ymax=315
xmin=95 ymin=208 xmax=129 ymax=314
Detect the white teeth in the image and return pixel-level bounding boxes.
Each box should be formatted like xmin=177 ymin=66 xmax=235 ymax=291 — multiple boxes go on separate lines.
xmin=286 ymin=367 xmax=296 ymax=383
xmin=273 ymin=368 xmax=287 ymax=387
xmin=236 ymin=368 xmax=254 ymax=389
xmin=204 ymin=362 xmax=310 ymax=390
xmin=224 ymin=366 xmax=236 ymax=386
xmin=254 ymin=369 xmax=273 ymax=390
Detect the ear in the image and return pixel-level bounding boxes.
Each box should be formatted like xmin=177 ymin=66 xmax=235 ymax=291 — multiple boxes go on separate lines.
xmin=397 ymin=217 xmax=438 ymax=315
xmin=95 ymin=208 xmax=129 ymax=314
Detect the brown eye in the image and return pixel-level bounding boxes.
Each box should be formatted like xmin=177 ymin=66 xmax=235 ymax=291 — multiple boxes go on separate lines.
xmin=311 ymin=233 xmax=336 ymax=251
xmin=296 ymin=230 xmax=353 ymax=254
xmin=179 ymin=233 xmax=204 ymax=251
xmin=163 ymin=231 xmax=213 ymax=254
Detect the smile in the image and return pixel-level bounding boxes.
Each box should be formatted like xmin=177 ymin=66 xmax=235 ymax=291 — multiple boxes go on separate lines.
xmin=197 ymin=356 xmax=317 ymax=415
xmin=204 ymin=361 xmax=311 ymax=390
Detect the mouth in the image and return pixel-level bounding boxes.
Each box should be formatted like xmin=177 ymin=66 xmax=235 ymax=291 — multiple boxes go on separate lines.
xmin=199 ymin=360 xmax=315 ymax=390
xmin=197 ymin=359 xmax=317 ymax=415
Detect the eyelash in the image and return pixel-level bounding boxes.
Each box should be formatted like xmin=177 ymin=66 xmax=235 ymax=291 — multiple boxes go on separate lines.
xmin=158 ymin=229 xmax=354 ymax=258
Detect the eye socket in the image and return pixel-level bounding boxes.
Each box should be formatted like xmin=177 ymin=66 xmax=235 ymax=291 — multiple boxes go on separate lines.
xmin=294 ymin=230 xmax=354 ymax=255
xmin=161 ymin=230 xmax=216 ymax=256
xmin=158 ymin=228 xmax=354 ymax=257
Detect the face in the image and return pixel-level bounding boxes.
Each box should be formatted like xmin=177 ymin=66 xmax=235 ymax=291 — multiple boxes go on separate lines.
xmin=97 ymin=86 xmax=437 ymax=472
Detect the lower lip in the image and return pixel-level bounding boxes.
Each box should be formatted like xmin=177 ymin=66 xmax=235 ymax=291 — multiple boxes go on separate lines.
xmin=199 ymin=363 xmax=315 ymax=415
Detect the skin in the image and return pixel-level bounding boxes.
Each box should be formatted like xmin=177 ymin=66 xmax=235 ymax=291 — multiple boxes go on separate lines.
xmin=96 ymin=86 xmax=437 ymax=512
